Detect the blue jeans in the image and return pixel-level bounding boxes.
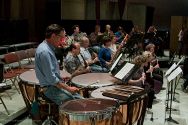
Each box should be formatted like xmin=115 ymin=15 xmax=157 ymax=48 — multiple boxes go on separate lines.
xmin=44 ymin=86 xmax=83 ymax=105
xmin=90 ymin=64 xmax=109 ymax=73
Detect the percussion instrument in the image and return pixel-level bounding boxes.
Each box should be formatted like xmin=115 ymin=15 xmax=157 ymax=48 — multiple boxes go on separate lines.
xmin=71 ymin=73 xmax=122 ymax=97
xmin=91 ymin=85 xmax=148 ymax=125
xmin=18 ymin=69 xmax=71 ymax=122
xmin=71 ymin=73 xmax=121 ymax=88
xmin=59 ymin=98 xmax=122 ymax=125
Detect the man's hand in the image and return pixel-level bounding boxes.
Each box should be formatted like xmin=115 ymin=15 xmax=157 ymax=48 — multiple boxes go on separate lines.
xmin=67 ymin=86 xmax=79 ymax=94
xmin=93 ymin=57 xmax=99 ymax=63
xmin=85 ymin=66 xmax=91 ymax=72
xmin=106 ymin=61 xmax=111 ymax=66
xmin=62 ymin=76 xmax=71 ymax=83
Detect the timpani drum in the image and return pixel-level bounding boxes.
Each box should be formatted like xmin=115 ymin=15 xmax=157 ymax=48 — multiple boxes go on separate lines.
xmin=18 ymin=69 xmax=71 ymax=122
xmin=71 ymin=73 xmax=121 ymax=88
xmin=19 ymin=69 xmax=71 ymax=109
xmin=59 ymin=98 xmax=122 ymax=125
xmin=18 ymin=69 xmax=40 ymax=110
xmin=71 ymin=73 xmax=122 ymax=97
xmin=91 ymin=85 xmax=147 ymax=125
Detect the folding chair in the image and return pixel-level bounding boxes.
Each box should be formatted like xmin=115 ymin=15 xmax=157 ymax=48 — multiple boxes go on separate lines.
xmin=3 ymin=52 xmax=28 ymax=93
xmin=0 ymin=63 xmax=11 ymax=115
xmin=25 ymin=48 xmax=36 ymax=63
xmin=15 ymin=50 xmax=34 ymax=69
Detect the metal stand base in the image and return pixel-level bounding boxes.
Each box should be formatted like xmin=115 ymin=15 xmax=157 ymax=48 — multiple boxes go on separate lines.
xmin=166 ymin=116 xmax=179 ymax=124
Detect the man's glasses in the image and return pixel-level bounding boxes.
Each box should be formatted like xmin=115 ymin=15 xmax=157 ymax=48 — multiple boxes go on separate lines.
xmin=57 ymin=34 xmax=64 ymax=38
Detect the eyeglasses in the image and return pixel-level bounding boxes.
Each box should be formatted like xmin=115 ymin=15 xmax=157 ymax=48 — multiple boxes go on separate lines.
xmin=57 ymin=34 xmax=64 ymax=38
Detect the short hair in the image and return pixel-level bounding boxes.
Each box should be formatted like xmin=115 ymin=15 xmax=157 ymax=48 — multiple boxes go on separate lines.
xmin=145 ymin=43 xmax=155 ymax=51
xmin=72 ymin=25 xmax=79 ymax=30
xmin=68 ymin=42 xmax=80 ymax=51
xmin=102 ymin=35 xmax=111 ymax=45
xmin=110 ymin=35 xmax=116 ymax=40
xmin=45 ymin=24 xmax=64 ymax=38
xmin=80 ymin=36 xmax=89 ymax=46
xmin=95 ymin=25 xmax=100 ymax=29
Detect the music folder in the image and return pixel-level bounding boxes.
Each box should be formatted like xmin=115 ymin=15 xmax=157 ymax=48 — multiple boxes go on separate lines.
xmin=167 ymin=66 xmax=182 ymax=82
xmin=110 ymin=53 xmax=123 ymax=72
xmin=165 ymin=56 xmax=184 ymax=77
xmin=112 ymin=62 xmax=140 ymax=83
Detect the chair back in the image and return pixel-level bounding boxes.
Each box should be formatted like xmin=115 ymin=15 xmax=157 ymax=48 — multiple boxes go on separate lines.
xmin=15 ymin=50 xmax=28 ymax=61
xmin=0 ymin=63 xmax=4 ymax=82
xmin=4 ymin=52 xmax=19 ymax=64
xmin=26 ymin=48 xmax=36 ymax=58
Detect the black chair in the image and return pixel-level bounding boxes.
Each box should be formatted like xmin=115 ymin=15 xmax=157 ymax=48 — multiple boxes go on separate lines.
xmin=39 ymin=90 xmax=58 ymax=125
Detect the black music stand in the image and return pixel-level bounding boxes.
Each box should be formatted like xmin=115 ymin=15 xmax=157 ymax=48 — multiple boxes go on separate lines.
xmin=165 ymin=66 xmax=182 ymax=124
xmin=112 ymin=62 xmax=140 ymax=83
xmin=165 ymin=57 xmax=184 ymax=104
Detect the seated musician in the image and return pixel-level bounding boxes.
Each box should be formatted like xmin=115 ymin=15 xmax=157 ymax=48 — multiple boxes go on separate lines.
xmin=98 ymin=36 xmax=113 ymax=72
xmin=145 ymin=43 xmax=163 ymax=84
xmin=71 ymin=25 xmax=87 ymax=42
xmin=80 ymin=36 xmax=104 ymax=72
xmin=109 ymin=35 xmax=117 ymax=57
xmin=54 ymin=28 xmax=67 ymax=69
xmin=142 ymin=51 xmax=163 ymax=95
xmin=64 ymin=42 xmax=91 ymax=77
xmin=114 ymin=26 xmax=125 ymax=43
xmin=128 ymin=55 xmax=155 ymax=109
xmin=35 ymin=24 xmax=83 ymax=106
xmin=89 ymin=24 xmax=103 ymax=46
xmin=103 ymin=24 xmax=114 ymax=37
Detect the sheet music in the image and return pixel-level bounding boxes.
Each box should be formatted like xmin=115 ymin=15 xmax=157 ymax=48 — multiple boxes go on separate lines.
xmin=167 ymin=66 xmax=182 ymax=82
xmin=110 ymin=53 xmax=123 ymax=71
xmin=114 ymin=63 xmax=135 ymax=80
xmin=165 ymin=63 xmax=177 ymax=76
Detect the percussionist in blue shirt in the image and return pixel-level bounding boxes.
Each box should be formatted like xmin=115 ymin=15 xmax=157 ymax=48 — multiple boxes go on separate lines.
xmin=35 ymin=24 xmax=83 ymax=105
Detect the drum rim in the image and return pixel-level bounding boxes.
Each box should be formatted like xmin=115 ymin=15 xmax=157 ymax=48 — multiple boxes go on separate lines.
xmin=59 ymin=98 xmax=119 ymax=114
xmin=59 ymin=108 xmax=116 ymax=121
xmin=71 ymin=73 xmax=115 ymax=88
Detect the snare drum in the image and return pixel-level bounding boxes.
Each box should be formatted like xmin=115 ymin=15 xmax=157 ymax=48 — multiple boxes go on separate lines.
xmin=59 ymin=98 xmax=122 ymax=125
xmin=91 ymin=85 xmax=147 ymax=125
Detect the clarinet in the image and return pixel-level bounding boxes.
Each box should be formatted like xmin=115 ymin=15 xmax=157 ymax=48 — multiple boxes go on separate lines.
xmin=142 ymin=69 xmax=145 ymax=85
xmin=150 ymin=62 xmax=153 ymax=78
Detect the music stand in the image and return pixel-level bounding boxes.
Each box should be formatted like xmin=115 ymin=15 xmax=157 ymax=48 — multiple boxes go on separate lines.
xmin=165 ymin=66 xmax=182 ymax=124
xmin=110 ymin=53 xmax=123 ymax=73
xmin=112 ymin=62 xmax=140 ymax=83
xmin=165 ymin=56 xmax=184 ymax=103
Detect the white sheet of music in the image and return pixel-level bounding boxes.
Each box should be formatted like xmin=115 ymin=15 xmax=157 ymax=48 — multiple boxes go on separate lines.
xmin=165 ymin=63 xmax=177 ymax=76
xmin=110 ymin=53 xmax=123 ymax=71
xmin=167 ymin=66 xmax=182 ymax=82
xmin=114 ymin=63 xmax=135 ymax=80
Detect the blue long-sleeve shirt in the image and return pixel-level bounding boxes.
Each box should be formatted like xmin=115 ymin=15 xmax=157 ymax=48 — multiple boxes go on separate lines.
xmin=98 ymin=47 xmax=112 ymax=68
xmin=35 ymin=40 xmax=62 ymax=87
